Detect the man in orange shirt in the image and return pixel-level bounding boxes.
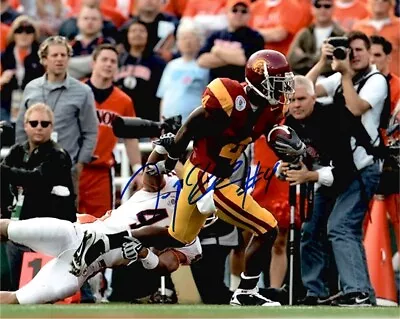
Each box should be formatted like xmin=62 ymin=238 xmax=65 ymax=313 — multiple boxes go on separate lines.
xmin=352 ymin=0 xmax=400 ymax=76
xmin=79 ymin=44 xmax=142 ymax=218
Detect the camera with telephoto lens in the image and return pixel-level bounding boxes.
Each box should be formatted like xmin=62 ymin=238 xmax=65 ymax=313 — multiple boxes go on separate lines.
xmin=327 ymin=36 xmax=351 ymax=60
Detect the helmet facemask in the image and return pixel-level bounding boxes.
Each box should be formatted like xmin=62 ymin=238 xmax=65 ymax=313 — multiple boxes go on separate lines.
xmin=246 ymin=61 xmax=295 ymax=106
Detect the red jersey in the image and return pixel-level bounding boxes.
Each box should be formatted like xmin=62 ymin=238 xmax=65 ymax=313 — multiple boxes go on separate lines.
xmin=190 ymin=78 xmax=283 ymax=178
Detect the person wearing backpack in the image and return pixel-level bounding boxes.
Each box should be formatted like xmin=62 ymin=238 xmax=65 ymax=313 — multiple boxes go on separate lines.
xmin=305 ymin=31 xmax=388 ymax=306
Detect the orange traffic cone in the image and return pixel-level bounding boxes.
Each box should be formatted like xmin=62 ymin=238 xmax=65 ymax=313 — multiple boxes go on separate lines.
xmin=364 ymin=197 xmax=398 ymax=306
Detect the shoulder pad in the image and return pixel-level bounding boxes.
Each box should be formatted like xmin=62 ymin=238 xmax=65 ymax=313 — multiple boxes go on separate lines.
xmin=202 ymin=78 xmax=243 ymax=116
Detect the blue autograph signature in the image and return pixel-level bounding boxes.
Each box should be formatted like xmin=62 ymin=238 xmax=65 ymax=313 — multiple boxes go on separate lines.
xmin=121 ymin=160 xmax=277 ymax=213
xmin=121 ymin=162 xmax=182 ymax=210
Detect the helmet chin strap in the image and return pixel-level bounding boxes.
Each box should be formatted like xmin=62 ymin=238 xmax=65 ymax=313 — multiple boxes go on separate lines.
xmin=245 ymin=78 xmax=280 ymax=105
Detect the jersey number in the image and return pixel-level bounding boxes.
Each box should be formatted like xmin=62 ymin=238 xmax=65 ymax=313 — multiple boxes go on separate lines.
xmin=130 ymin=208 xmax=169 ymax=229
xmin=27 ymin=258 xmax=42 ymax=279
xmin=219 ymin=137 xmax=252 ymax=164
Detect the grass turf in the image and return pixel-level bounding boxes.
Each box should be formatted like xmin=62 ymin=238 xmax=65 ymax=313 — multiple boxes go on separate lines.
xmin=0 ymin=304 xmax=399 ymax=318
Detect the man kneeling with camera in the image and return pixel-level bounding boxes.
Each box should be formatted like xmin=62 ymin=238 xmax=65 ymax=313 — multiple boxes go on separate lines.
xmin=305 ymin=31 xmax=389 ymax=306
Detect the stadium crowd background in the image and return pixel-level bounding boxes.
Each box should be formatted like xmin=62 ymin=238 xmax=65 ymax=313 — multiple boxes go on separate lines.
xmin=0 ymin=0 xmax=399 ymax=305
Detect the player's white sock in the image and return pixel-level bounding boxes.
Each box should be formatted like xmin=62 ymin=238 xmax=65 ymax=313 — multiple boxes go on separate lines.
xmin=230 ymin=274 xmax=241 ymax=291
xmin=140 ymin=249 xmax=159 ymax=269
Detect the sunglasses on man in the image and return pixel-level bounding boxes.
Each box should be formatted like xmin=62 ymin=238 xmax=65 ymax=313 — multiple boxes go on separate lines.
xmin=15 ymin=25 xmax=35 ymax=34
xmin=232 ymin=7 xmax=249 ymax=14
xmin=314 ymin=3 xmax=332 ymax=9
xmin=28 ymin=121 xmax=52 ymax=128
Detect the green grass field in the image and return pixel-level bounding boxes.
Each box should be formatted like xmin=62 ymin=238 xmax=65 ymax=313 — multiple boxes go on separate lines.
xmin=0 ymin=304 xmax=399 ymax=318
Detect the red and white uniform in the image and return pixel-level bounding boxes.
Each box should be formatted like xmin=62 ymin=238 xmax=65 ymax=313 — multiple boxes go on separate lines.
xmin=8 ymin=175 xmax=201 ymax=304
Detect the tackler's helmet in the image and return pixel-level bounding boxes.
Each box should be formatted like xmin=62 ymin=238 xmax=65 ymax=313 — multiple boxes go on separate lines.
xmin=245 ymin=49 xmax=295 ymax=105
xmin=267 ymin=125 xmax=306 ymax=164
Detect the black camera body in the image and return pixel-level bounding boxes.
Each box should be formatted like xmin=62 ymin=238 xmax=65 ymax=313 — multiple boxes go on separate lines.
xmin=327 ymin=36 xmax=352 ymax=60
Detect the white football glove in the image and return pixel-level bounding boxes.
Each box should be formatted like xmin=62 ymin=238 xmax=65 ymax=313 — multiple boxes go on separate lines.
xmin=146 ymin=160 xmax=169 ymax=176
xmin=122 ymin=236 xmax=143 ymax=263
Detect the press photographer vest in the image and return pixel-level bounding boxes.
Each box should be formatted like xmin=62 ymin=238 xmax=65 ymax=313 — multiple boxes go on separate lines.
xmin=333 ymin=67 xmax=391 ymax=160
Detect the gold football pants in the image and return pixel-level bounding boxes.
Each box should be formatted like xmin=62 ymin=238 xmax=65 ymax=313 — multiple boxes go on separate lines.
xmin=168 ymin=160 xmax=278 ymax=244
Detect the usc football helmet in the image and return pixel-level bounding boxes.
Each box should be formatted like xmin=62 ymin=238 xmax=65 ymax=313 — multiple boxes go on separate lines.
xmin=245 ymin=49 xmax=294 ymax=105
xmin=267 ymin=125 xmax=306 ymax=164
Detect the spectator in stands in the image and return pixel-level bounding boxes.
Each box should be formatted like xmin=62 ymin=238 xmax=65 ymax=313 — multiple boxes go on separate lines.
xmin=370 ymin=35 xmax=400 ymax=112
xmin=79 ymin=44 xmax=142 ymax=219
xmin=15 ymin=35 xmax=98 ymax=199
xmin=119 ymin=0 xmax=178 ymax=62
xmin=333 ymin=0 xmax=369 ymax=32
xmin=249 ymin=0 xmax=311 ymax=55
xmin=0 ymin=16 xmax=44 ymax=122
xmin=305 ymin=31 xmax=388 ymax=305
xmin=0 ymin=0 xmax=20 ymax=25
xmin=59 ymin=1 xmax=118 ymax=41
xmin=288 ymin=0 xmax=345 ymax=76
xmin=180 ymin=0 xmax=228 ymax=38
xmin=157 ymin=22 xmax=208 ymax=123
xmin=35 ymin=0 xmax=68 ymax=38
xmin=353 ymin=0 xmax=400 ymax=76
xmin=0 ymin=102 xmax=77 ymax=291
xmin=68 ymin=5 xmax=115 ymax=79
xmin=115 ymin=18 xmax=166 ymax=122
xmin=197 ymin=0 xmax=264 ymax=83
xmin=66 ymin=0 xmax=128 ymax=28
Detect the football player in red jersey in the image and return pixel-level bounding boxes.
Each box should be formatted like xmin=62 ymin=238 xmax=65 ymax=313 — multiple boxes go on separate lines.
xmin=71 ymin=49 xmax=294 ymax=306
xmin=150 ymin=49 xmax=294 ymax=306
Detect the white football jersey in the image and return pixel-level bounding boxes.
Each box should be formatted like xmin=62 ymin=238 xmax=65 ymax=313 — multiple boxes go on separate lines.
xmin=85 ymin=174 xmax=180 ymax=234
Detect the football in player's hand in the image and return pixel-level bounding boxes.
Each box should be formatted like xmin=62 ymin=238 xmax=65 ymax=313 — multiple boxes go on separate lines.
xmin=267 ymin=125 xmax=306 ymax=164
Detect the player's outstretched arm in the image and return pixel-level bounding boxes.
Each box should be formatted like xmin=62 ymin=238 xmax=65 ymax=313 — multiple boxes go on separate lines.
xmin=168 ymin=106 xmax=208 ymax=158
xmin=147 ymin=107 xmax=209 ymax=175
xmin=165 ymin=106 xmax=228 ymax=169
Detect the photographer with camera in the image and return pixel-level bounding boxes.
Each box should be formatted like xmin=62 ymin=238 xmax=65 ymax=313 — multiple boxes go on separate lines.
xmin=274 ymin=76 xmax=370 ymax=305
xmin=305 ymin=31 xmax=389 ymax=306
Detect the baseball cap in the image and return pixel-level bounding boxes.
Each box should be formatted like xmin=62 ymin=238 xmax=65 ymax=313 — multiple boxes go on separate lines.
xmin=227 ymin=0 xmax=252 ymax=9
